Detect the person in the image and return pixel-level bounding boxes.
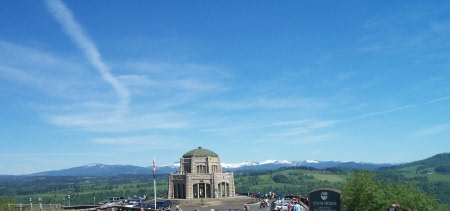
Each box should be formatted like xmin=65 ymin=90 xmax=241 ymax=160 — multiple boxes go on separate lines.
xmin=291 ymin=198 xmax=296 ymax=205
xmin=244 ymin=204 xmax=249 ymax=211
xmin=402 ymin=207 xmax=411 ymax=211
xmin=387 ymin=202 xmax=400 ymax=211
xmin=176 ymin=205 xmax=182 ymax=211
xmin=293 ymin=201 xmax=303 ymax=211
xmin=260 ymin=199 xmax=265 ymax=208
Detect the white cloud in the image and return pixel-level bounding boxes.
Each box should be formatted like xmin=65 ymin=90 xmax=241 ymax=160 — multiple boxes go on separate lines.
xmin=0 ymin=41 xmax=96 ymax=100
xmin=91 ymin=135 xmax=189 ymax=151
xmin=204 ymin=97 xmax=327 ymax=110
xmin=409 ymin=123 xmax=450 ymax=138
xmin=44 ymin=0 xmax=130 ymax=112
xmin=0 ymin=153 xmax=101 ymax=157
xmin=48 ymin=112 xmax=188 ymax=132
xmin=1 ymin=40 xmax=232 ymax=133
xmin=273 ymin=119 xmax=337 ymax=128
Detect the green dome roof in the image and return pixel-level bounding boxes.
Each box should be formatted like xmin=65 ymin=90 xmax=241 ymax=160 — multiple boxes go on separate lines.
xmin=182 ymin=147 xmax=218 ymax=158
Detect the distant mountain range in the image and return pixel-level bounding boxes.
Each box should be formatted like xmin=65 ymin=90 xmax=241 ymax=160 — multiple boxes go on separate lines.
xmin=24 ymin=159 xmax=396 ymax=177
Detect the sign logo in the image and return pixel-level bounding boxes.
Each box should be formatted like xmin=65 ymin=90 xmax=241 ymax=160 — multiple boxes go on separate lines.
xmin=321 ymin=192 xmax=328 ymax=200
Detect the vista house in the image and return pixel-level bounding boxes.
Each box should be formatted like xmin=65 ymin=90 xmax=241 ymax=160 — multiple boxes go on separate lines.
xmin=167 ymin=147 xmax=236 ymax=199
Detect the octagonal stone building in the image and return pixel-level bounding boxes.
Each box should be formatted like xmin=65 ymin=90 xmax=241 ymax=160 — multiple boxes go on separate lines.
xmin=167 ymin=147 xmax=236 ymax=199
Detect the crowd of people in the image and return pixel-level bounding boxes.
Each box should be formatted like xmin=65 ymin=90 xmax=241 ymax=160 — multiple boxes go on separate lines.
xmin=255 ymin=195 xmax=305 ymax=211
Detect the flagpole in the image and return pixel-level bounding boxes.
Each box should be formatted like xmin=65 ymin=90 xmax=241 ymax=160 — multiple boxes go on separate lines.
xmin=153 ymin=156 xmax=157 ymax=209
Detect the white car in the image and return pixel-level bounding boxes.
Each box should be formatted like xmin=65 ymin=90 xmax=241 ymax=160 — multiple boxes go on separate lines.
xmin=124 ymin=201 xmax=139 ymax=207
xmin=270 ymin=200 xmax=292 ymax=211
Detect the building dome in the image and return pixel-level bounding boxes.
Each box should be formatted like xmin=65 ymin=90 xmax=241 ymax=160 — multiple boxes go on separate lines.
xmin=182 ymin=147 xmax=218 ymax=158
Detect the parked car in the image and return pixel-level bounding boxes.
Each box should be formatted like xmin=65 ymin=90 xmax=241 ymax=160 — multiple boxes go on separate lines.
xmin=128 ymin=197 xmax=145 ymax=203
xmin=99 ymin=196 xmax=125 ymax=205
xmin=145 ymin=200 xmax=172 ymax=211
xmin=125 ymin=201 xmax=140 ymax=207
xmin=270 ymin=200 xmax=292 ymax=211
xmin=255 ymin=193 xmax=265 ymax=199
xmin=132 ymin=202 xmax=146 ymax=208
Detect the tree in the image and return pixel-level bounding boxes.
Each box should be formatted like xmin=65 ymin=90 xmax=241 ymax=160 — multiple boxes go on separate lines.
xmin=342 ymin=170 xmax=441 ymax=211
xmin=342 ymin=171 xmax=385 ymax=211
xmin=384 ymin=181 xmax=439 ymax=211
xmin=272 ymin=175 xmax=290 ymax=183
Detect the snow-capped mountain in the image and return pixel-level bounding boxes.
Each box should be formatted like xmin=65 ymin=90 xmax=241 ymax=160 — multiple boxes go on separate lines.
xmin=221 ymin=159 xmax=318 ymax=168
xmin=25 ymin=159 xmax=394 ymax=176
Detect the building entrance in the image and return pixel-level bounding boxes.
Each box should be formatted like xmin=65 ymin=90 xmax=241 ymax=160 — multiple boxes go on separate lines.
xmin=193 ymin=183 xmax=211 ymax=198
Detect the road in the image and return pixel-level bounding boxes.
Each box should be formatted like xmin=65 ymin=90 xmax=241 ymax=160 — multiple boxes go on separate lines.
xmin=176 ymin=201 xmax=268 ymax=211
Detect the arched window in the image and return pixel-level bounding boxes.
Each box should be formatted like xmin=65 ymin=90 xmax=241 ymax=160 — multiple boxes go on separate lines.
xmin=196 ymin=165 xmax=206 ymax=173
xmin=211 ymin=165 xmax=218 ymax=173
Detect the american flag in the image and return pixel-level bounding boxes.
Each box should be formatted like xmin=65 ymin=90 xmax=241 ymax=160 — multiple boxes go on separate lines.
xmin=152 ymin=159 xmax=156 ymax=179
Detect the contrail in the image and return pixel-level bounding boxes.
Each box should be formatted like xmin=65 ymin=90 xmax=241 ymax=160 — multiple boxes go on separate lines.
xmin=44 ymin=0 xmax=130 ymax=112
xmin=347 ymin=95 xmax=450 ymax=122
xmin=425 ymin=96 xmax=450 ymax=104
xmin=351 ymin=104 xmax=417 ymax=120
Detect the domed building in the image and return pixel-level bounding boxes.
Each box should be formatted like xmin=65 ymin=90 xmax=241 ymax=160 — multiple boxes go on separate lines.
xmin=167 ymin=147 xmax=236 ymax=199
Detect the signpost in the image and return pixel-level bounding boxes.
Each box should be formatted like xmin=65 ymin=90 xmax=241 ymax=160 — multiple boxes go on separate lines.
xmin=308 ymin=189 xmax=341 ymax=211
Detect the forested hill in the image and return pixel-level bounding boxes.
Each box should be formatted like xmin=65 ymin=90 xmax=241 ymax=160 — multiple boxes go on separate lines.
xmin=379 ymin=152 xmax=450 ymax=173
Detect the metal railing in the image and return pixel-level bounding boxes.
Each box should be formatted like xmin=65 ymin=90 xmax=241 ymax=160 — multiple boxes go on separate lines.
xmin=1 ymin=204 xmax=62 ymax=211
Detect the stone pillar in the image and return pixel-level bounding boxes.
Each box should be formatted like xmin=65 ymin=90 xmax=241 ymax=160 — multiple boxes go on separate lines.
xmin=186 ymin=174 xmax=192 ymax=199
xmin=179 ymin=158 xmax=184 ymax=173
xmin=168 ymin=174 xmax=173 ymax=199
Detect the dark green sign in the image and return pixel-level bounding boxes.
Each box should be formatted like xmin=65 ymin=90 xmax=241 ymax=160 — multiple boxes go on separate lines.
xmin=308 ymin=189 xmax=341 ymax=211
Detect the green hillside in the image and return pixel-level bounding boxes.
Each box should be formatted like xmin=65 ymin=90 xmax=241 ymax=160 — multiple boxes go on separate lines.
xmin=376 ymin=153 xmax=450 ymax=205
xmin=378 ymin=153 xmax=450 ymax=184
xmin=233 ymin=167 xmax=347 ymax=196
xmin=381 ymin=153 xmax=450 ymax=174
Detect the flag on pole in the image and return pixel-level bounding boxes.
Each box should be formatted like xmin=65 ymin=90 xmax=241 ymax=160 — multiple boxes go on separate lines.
xmin=152 ymin=157 xmax=157 ymax=208
xmin=152 ymin=158 xmax=156 ymax=179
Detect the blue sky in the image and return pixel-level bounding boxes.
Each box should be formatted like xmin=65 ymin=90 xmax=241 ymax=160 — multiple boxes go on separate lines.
xmin=1 ymin=0 xmax=450 ymax=175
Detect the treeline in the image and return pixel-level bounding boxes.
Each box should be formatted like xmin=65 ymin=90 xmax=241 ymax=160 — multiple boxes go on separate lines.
xmin=342 ymin=171 xmax=444 ymax=211
xmin=435 ymin=165 xmax=450 ymax=173
xmin=0 ymin=175 xmax=159 ymax=195
xmin=0 ymin=174 xmax=168 ymax=205
xmin=233 ymin=166 xmax=344 ymax=197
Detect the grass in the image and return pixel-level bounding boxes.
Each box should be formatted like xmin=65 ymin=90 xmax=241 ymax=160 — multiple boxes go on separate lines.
xmin=306 ymin=173 xmax=346 ymax=183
